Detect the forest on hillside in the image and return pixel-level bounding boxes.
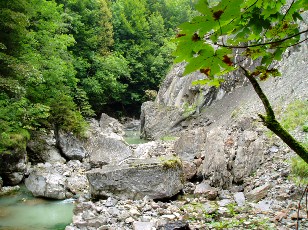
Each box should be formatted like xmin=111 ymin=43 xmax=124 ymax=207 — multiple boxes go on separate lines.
xmin=0 ymin=0 xmax=196 ymax=154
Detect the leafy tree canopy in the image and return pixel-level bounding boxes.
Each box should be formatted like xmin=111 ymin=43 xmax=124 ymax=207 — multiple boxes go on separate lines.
xmin=174 ymin=0 xmax=308 ymax=79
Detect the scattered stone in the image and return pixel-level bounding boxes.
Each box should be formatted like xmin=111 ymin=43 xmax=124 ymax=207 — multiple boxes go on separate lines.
xmin=125 ymin=217 xmax=135 ymax=224
xmin=273 ymin=210 xmax=288 ymax=222
xmin=158 ymin=220 xmax=190 ymax=230
xmin=246 ymin=183 xmax=272 ymax=202
xmin=234 ymin=192 xmax=246 ymax=207
xmin=194 ymin=183 xmax=218 ymax=200
xmin=255 ymin=200 xmax=273 ymax=211
xmin=182 ymin=161 xmax=197 ymax=180
xmin=269 ymin=146 xmax=279 ymax=153
xmin=218 ymin=199 xmax=232 ymax=207
xmin=105 ymin=197 xmax=118 ymax=207
xmin=290 ymin=211 xmax=306 ymax=220
xmin=133 ymin=221 xmax=155 ymax=230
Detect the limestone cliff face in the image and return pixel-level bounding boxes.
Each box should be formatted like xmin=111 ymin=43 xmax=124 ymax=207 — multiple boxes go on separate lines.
xmin=155 ymin=62 xmax=247 ymax=110
xmin=140 ymin=60 xmax=249 ymax=139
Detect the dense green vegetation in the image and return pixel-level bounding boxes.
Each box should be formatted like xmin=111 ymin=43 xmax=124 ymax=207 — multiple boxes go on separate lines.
xmin=0 ymin=0 xmax=195 ymax=154
xmin=174 ymin=0 xmax=308 ymax=163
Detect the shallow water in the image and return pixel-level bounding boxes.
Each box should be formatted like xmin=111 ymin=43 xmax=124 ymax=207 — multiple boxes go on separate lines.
xmin=0 ymin=186 xmax=74 ymax=230
xmin=124 ymin=130 xmax=148 ymax=145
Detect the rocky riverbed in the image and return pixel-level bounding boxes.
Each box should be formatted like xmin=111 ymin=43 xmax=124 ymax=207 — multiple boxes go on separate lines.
xmin=1 ymin=38 xmax=307 ymax=230
xmin=65 ymin=140 xmax=307 ymax=230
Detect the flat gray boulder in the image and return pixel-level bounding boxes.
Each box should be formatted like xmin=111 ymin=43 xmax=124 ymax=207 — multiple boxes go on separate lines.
xmin=87 ymin=156 xmax=184 ymax=200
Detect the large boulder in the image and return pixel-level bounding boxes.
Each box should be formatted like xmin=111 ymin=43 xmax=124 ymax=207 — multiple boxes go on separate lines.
xmin=58 ymin=131 xmax=86 ymax=161
xmin=87 ymin=156 xmax=184 ymax=200
xmin=25 ymin=161 xmax=88 ymax=199
xmin=0 ymin=149 xmax=27 ymax=185
xmin=27 ymin=131 xmax=66 ymax=164
xmin=84 ymin=119 xmax=132 ymax=168
xmin=140 ymin=101 xmax=184 ymax=140
xmin=173 ymin=127 xmax=207 ymax=180
xmin=201 ymin=118 xmax=265 ymax=188
xmin=99 ymin=113 xmax=125 ymax=136
xmin=174 ymin=127 xmax=207 ymax=161
xmin=140 ymin=62 xmax=246 ymax=140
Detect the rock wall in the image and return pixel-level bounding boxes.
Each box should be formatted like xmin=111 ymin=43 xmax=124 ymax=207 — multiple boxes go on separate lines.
xmin=140 ymin=60 xmax=249 ymax=140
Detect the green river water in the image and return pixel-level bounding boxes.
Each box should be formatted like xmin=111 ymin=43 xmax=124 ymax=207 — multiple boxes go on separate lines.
xmin=0 ymin=186 xmax=74 ymax=230
xmin=124 ymin=130 xmax=148 ymax=145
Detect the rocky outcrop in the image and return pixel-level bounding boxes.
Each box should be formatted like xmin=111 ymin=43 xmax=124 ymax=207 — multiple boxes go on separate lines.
xmin=84 ymin=117 xmax=132 ymax=168
xmin=27 ymin=131 xmax=66 ymax=164
xmin=140 ymin=101 xmax=184 ymax=140
xmin=58 ymin=131 xmax=86 ymax=161
xmin=140 ymin=61 xmax=247 ymax=140
xmin=87 ymin=156 xmax=184 ymax=200
xmin=0 ymin=149 xmax=27 ymax=185
xmin=25 ymin=161 xmax=88 ymax=199
xmin=201 ymin=117 xmax=265 ymax=188
xmin=99 ymin=113 xmax=125 ymax=136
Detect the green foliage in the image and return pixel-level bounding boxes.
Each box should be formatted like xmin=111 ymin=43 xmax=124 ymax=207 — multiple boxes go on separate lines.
xmin=0 ymin=0 xmax=88 ymax=154
xmin=182 ymin=103 xmax=197 ymax=118
xmin=303 ymin=123 xmax=308 ymax=132
xmin=81 ymin=53 xmax=129 ymax=114
xmin=290 ymin=154 xmax=308 ymax=186
xmin=111 ymin=0 xmax=195 ymax=115
xmin=0 ymin=0 xmax=197 ymax=153
xmin=174 ymin=0 xmax=308 ymax=82
xmin=281 ymin=100 xmax=308 ymax=131
xmin=144 ymin=90 xmax=157 ymax=101
xmin=159 ymin=156 xmax=182 ymax=169
xmin=0 ymin=96 xmax=49 ymax=154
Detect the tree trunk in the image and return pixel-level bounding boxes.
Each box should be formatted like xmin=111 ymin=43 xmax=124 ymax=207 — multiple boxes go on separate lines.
xmin=240 ymin=66 xmax=308 ymax=164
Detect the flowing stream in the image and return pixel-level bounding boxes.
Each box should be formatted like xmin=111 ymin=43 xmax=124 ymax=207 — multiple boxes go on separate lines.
xmin=0 ymin=186 xmax=74 ymax=230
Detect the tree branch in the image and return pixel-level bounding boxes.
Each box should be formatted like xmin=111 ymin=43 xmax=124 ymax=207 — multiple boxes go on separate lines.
xmin=282 ymin=0 xmax=295 ymax=22
xmin=240 ymin=66 xmax=275 ymax=119
xmin=217 ymin=29 xmax=308 ymax=49
xmin=240 ymin=66 xmax=308 ymax=164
